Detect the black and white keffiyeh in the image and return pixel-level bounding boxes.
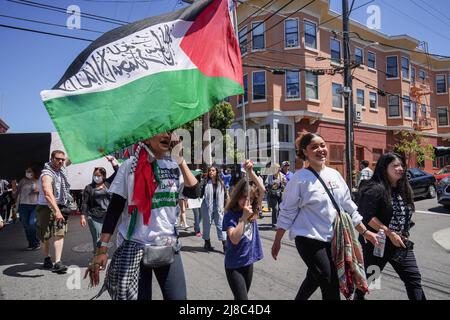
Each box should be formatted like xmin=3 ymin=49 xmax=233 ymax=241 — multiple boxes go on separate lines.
xmin=41 ymin=162 xmax=70 ymax=204
xmin=93 ymin=240 xmax=144 ymax=300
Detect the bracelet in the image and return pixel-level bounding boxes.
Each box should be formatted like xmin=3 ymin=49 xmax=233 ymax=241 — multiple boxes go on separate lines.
xmin=361 ymin=229 xmax=368 ymax=237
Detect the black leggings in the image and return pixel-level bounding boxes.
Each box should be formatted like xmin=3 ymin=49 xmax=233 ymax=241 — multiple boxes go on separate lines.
xmin=137 ymin=253 xmax=187 ymax=300
xmin=295 ymin=236 xmax=340 ymax=300
xmin=355 ymin=242 xmax=426 ymax=300
xmin=225 ymin=264 xmax=254 ymax=300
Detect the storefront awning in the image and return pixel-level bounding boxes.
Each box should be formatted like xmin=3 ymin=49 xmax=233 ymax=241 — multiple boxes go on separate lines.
xmin=434 ymin=146 xmax=450 ymax=157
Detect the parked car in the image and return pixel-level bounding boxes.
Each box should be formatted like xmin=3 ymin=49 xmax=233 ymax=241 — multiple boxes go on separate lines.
xmin=406 ymin=168 xmax=436 ymax=199
xmin=434 ymin=166 xmax=450 ymax=182
xmin=436 ymin=176 xmax=450 ymax=208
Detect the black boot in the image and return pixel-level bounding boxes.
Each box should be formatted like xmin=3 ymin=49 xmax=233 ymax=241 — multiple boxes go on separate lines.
xmin=204 ymin=239 xmax=213 ymax=251
xmin=222 ymin=240 xmax=227 ymax=254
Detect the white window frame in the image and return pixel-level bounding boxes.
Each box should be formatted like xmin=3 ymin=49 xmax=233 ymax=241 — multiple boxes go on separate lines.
xmin=403 ymin=96 xmax=412 ymax=120
xmin=412 ymin=101 xmax=417 ymax=121
xmin=304 ymin=19 xmax=318 ymax=50
xmin=367 ymin=51 xmax=376 ymax=70
xmin=356 ymin=89 xmax=365 ymax=107
xmin=401 ymin=56 xmax=410 ymax=80
xmin=238 ymin=26 xmax=248 ymax=56
xmin=251 ymin=21 xmax=265 ymax=52
xmin=388 ymin=95 xmax=401 ymax=118
xmin=305 ymin=71 xmax=319 ymax=101
xmin=332 ymin=82 xmax=343 ymax=110
xmin=285 ymin=70 xmax=301 ymax=101
xmin=237 ymin=73 xmax=248 ymax=108
xmin=330 ymin=38 xmax=341 ymax=64
xmin=421 ymin=104 xmax=427 ymax=118
xmin=369 ymin=91 xmax=378 ymax=110
xmin=386 ymin=56 xmax=399 ymax=80
xmin=419 ymin=69 xmax=427 ymax=82
xmin=252 ymin=70 xmax=267 ymax=102
xmin=411 ymin=66 xmax=416 ymax=83
xmin=437 ymin=106 xmax=449 ymax=127
xmin=436 ymin=74 xmax=448 ymax=94
xmin=355 ymin=47 xmax=364 ymax=66
xmin=284 ymin=18 xmax=300 ymax=49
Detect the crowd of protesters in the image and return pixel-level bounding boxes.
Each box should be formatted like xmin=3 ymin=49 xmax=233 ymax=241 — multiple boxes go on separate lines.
xmin=0 ymin=129 xmax=426 ymax=301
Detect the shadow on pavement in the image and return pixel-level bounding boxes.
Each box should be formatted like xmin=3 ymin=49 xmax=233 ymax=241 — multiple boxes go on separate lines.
xmin=2 ymin=263 xmax=46 ymax=278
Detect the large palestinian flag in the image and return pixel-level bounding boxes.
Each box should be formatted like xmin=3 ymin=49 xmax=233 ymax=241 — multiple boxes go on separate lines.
xmin=41 ymin=0 xmax=243 ymax=164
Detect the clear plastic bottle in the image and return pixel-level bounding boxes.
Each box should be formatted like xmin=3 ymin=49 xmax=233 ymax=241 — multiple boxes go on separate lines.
xmin=373 ymin=229 xmax=386 ymax=258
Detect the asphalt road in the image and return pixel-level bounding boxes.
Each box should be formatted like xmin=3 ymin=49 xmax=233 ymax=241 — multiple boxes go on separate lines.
xmin=0 ymin=197 xmax=449 ymax=300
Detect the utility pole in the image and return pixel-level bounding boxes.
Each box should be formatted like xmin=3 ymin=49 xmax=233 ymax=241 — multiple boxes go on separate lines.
xmin=343 ymin=0 xmax=354 ymax=189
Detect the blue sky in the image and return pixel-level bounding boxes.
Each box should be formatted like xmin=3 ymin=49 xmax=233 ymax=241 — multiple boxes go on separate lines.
xmin=0 ymin=0 xmax=449 ymax=133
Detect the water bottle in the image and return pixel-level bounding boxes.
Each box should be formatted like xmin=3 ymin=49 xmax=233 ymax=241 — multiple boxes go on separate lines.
xmin=373 ymin=229 xmax=386 ymax=258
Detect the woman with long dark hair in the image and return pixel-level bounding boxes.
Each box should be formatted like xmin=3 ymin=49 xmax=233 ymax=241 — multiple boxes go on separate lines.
xmin=201 ymin=166 xmax=226 ymax=252
xmin=355 ymin=152 xmax=426 ymax=300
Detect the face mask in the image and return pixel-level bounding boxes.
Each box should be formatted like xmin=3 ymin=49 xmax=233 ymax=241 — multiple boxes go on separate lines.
xmin=93 ymin=176 xmax=103 ymax=184
xmin=26 ymin=172 xmax=33 ymax=179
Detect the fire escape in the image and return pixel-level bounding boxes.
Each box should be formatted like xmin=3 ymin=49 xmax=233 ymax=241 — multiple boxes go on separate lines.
xmin=412 ymin=41 xmax=433 ymax=131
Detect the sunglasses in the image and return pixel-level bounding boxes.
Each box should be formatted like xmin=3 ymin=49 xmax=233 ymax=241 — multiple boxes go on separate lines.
xmin=54 ymin=157 xmax=66 ymax=162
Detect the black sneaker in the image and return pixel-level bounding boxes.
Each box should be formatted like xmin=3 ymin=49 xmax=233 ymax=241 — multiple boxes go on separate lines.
xmin=52 ymin=262 xmax=68 ymax=274
xmin=43 ymin=257 xmax=53 ymax=269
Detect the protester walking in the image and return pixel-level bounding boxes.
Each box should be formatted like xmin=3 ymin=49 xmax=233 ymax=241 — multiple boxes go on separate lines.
xmin=266 ymin=164 xmax=286 ymax=228
xmin=36 ymin=150 xmax=72 ymax=274
xmin=80 ymin=156 xmax=119 ymax=253
xmin=201 ymin=166 xmax=226 ymax=252
xmin=85 ymin=132 xmax=199 ymax=300
xmin=271 ymin=133 xmax=378 ymax=300
xmin=354 ymin=152 xmax=426 ymax=300
xmin=223 ymin=160 xmax=265 ymax=300
xmin=13 ymin=164 xmax=42 ymax=250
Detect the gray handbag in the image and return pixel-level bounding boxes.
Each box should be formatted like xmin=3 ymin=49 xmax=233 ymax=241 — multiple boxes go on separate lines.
xmin=142 ymin=245 xmax=176 ymax=268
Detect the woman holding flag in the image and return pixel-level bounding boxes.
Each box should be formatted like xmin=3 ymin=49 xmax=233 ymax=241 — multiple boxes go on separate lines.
xmin=86 ymin=131 xmax=199 ymax=300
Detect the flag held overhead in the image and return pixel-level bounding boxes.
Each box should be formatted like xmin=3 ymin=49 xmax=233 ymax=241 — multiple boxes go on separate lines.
xmin=41 ymin=0 xmax=243 ymax=164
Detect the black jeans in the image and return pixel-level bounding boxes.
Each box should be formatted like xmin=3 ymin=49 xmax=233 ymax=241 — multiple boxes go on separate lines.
xmin=268 ymin=195 xmax=281 ymax=226
xmin=295 ymin=236 xmax=340 ymax=300
xmin=355 ymin=241 xmax=426 ymax=300
xmin=225 ymin=264 xmax=254 ymax=300
xmin=137 ymin=252 xmax=187 ymax=300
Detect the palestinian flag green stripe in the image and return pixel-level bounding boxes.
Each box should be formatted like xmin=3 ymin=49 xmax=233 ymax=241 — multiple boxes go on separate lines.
xmin=43 ymin=69 xmax=242 ymax=162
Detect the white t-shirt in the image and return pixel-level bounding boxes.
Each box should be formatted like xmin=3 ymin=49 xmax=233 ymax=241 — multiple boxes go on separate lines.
xmin=276 ymin=167 xmax=363 ymax=242
xmin=110 ymin=156 xmax=184 ymax=246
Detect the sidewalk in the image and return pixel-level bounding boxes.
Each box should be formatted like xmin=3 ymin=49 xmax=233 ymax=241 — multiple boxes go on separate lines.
xmin=433 ymin=227 xmax=450 ymax=253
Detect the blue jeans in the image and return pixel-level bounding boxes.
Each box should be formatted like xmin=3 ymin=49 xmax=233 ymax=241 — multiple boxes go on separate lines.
xmin=18 ymin=204 xmax=39 ymax=247
xmin=202 ymin=206 xmax=226 ymax=241
xmin=87 ymin=216 xmax=103 ymax=253
xmin=192 ymin=208 xmax=202 ymax=233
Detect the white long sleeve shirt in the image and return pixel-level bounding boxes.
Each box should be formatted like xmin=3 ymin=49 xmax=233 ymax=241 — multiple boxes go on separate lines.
xmin=276 ymin=167 xmax=363 ymax=242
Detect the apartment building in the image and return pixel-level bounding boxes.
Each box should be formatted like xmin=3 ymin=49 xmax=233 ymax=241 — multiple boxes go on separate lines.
xmin=231 ymin=0 xmax=450 ymax=175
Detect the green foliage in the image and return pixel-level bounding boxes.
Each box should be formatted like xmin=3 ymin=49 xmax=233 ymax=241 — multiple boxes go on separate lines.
xmin=393 ymin=131 xmax=435 ymax=167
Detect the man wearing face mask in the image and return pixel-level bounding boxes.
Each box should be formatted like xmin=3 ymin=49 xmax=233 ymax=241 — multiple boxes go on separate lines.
xmin=80 ymin=156 xmax=119 ymax=253
xmin=36 ymin=150 xmax=71 ymax=274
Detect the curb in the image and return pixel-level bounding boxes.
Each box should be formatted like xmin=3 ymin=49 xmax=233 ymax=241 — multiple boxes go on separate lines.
xmin=432 ymin=227 xmax=450 ymax=253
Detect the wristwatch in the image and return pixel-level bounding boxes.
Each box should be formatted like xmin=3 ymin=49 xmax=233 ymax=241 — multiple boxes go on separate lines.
xmin=96 ymin=241 xmax=112 ymax=248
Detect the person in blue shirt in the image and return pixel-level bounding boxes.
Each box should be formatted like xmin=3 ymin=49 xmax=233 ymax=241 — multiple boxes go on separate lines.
xmin=281 ymin=161 xmax=294 ymax=182
xmin=222 ymin=160 xmax=265 ymax=300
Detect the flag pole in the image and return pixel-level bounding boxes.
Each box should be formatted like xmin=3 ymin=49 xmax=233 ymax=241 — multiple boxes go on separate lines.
xmin=232 ymin=0 xmax=250 ymax=200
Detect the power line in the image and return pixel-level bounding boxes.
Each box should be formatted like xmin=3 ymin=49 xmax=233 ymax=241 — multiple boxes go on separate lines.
xmin=410 ymin=0 xmax=450 ymax=28
xmin=378 ymin=0 xmax=450 ymax=42
xmin=238 ymin=0 xmax=278 ymax=27
xmin=240 ymin=0 xmax=296 ymax=38
xmin=239 ymin=0 xmax=373 ymax=55
xmin=349 ymin=31 xmax=450 ymax=59
xmin=0 ymin=13 xmax=104 ymax=33
xmin=417 ymin=0 xmax=450 ymax=21
xmin=0 ymin=23 xmax=94 ymax=42
xmin=7 ymin=0 xmax=127 ymax=26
